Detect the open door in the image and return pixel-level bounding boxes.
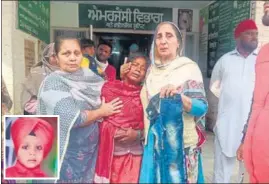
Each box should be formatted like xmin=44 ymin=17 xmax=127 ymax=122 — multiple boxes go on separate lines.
xmin=94 ymin=32 xmax=153 ymax=79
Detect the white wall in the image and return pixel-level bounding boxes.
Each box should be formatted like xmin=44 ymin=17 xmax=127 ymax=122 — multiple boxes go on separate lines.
xmin=2 ymin=1 xmax=14 ymax=104
xmin=255 ymin=1 xmax=269 ymax=48
xmin=2 ymin=1 xmax=39 ymax=114
xmin=50 ymin=2 xmax=79 ymax=28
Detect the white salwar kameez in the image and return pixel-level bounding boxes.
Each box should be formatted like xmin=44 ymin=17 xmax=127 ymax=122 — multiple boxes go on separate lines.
xmin=210 ymin=49 xmax=258 ymax=183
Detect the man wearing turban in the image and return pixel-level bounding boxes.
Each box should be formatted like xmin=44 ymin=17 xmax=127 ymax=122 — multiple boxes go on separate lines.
xmin=237 ymin=1 xmax=269 ymax=183
xmin=210 ymin=19 xmax=259 ymax=183
xmin=5 ymin=118 xmax=54 ymax=178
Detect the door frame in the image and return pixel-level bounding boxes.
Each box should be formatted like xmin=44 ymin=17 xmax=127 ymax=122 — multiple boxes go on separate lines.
xmin=92 ymin=28 xmax=154 ymax=35
xmin=184 ymin=32 xmax=199 ymax=63
xmin=92 ymin=28 xmax=154 ymax=48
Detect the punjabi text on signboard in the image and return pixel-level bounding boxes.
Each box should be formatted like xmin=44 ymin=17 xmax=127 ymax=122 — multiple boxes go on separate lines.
xmin=79 ymin=4 xmax=172 ymax=30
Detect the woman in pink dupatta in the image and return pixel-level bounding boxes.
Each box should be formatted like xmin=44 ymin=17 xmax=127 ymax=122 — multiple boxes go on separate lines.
xmin=237 ymin=2 xmax=269 ymax=183
xmin=94 ymin=53 xmax=148 ymax=183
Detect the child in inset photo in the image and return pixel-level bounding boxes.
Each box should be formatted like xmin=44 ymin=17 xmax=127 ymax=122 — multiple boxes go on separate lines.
xmin=5 ymin=117 xmax=55 ymax=178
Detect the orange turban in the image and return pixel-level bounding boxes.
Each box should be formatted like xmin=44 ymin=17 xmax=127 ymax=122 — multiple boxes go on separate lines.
xmin=11 ymin=118 xmax=54 ymax=159
xmin=234 ymin=19 xmax=258 ymax=38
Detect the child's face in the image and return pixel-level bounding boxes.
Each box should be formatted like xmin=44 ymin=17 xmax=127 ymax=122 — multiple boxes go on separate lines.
xmin=17 ymin=135 xmax=44 ymax=168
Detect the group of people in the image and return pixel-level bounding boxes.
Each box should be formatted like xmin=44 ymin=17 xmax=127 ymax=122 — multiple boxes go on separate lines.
xmin=1 ymin=1 xmax=268 ymax=183
xmin=14 ymin=21 xmax=207 ymax=183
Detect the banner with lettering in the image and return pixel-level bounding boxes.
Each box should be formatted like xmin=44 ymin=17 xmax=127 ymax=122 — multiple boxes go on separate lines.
xmin=18 ymin=1 xmax=50 ymax=43
xmin=79 ymin=4 xmax=173 ymax=30
xmin=207 ymin=1 xmax=252 ymax=77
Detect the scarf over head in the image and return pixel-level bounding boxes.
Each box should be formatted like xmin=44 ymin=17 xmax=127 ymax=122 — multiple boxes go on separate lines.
xmin=21 ymin=43 xmax=59 ymax=113
xmin=141 ymin=21 xmax=207 ymax=146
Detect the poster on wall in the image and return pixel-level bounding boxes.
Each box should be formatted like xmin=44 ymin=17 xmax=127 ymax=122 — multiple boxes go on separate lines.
xmin=24 ymin=39 xmax=35 ymax=76
xmin=38 ymin=40 xmax=48 ymax=63
xmin=178 ymin=9 xmax=193 ymax=32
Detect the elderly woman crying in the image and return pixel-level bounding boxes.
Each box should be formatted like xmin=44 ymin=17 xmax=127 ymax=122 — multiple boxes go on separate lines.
xmin=121 ymin=22 xmax=208 ymax=183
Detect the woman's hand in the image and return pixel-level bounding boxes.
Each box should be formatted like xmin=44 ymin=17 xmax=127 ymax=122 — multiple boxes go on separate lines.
xmin=160 ymin=84 xmax=178 ymax=98
xmin=181 ymin=94 xmax=192 ymax=112
xmin=114 ymin=128 xmax=138 ymax=144
xmin=120 ymin=59 xmax=131 ymax=80
xmin=99 ymin=97 xmax=123 ymax=117
xmin=159 ymin=84 xmax=192 ymax=112
xmin=82 ymin=97 xmax=123 ymax=127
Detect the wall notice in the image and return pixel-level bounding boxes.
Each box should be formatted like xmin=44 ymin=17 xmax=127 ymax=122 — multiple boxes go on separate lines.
xmin=178 ymin=9 xmax=193 ymax=32
xmin=24 ymin=39 xmax=35 ymax=76
xmin=18 ymin=1 xmax=50 ymax=43
xmin=38 ymin=40 xmax=47 ymax=63
xmin=207 ymin=1 xmax=251 ymax=77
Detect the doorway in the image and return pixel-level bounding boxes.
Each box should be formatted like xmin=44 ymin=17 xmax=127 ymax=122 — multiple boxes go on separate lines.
xmin=94 ymin=33 xmax=153 ymax=79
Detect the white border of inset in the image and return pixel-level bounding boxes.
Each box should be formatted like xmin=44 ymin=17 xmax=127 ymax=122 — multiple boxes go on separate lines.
xmin=3 ymin=115 xmax=60 ymax=181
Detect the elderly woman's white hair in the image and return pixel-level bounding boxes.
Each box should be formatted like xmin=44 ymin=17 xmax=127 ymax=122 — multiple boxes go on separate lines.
xmin=151 ymin=21 xmax=184 ymax=67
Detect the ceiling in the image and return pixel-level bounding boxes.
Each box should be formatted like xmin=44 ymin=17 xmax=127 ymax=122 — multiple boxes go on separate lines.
xmin=56 ymin=1 xmax=213 ymax=9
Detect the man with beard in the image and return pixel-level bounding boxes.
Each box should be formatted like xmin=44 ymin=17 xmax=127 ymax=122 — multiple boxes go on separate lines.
xmin=210 ymin=19 xmax=259 ymax=183
xmin=236 ymin=1 xmax=269 ymax=183
xmin=95 ymin=40 xmax=116 ymax=81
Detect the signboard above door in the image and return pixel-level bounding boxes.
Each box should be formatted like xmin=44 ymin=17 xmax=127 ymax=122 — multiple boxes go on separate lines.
xmin=17 ymin=1 xmax=50 ymax=43
xmin=79 ymin=4 xmax=173 ymax=30
xmin=206 ymin=0 xmax=253 ymax=77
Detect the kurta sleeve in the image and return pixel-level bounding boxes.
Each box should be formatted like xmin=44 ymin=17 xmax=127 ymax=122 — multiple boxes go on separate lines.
xmin=180 ymin=63 xmax=208 ymax=130
xmin=181 ymin=64 xmax=208 ymax=118
xmin=189 ymin=98 xmax=208 ymax=117
xmin=210 ymin=57 xmax=224 ymax=98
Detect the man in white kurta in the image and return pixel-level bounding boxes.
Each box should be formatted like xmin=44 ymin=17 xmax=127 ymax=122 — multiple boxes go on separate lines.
xmin=210 ymin=19 xmax=259 ymax=183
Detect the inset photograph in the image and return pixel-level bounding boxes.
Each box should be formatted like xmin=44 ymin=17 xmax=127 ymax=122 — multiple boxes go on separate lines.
xmin=3 ymin=116 xmax=59 ymax=180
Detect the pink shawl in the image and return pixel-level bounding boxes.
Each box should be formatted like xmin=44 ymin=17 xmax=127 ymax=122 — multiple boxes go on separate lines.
xmin=243 ymin=43 xmax=269 ymax=183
